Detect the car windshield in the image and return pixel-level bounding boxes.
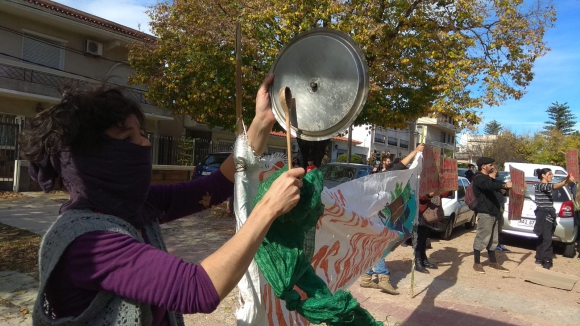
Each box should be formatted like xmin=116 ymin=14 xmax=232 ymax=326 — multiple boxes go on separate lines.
xmin=525 ymin=182 xmax=570 ymax=203
xmin=497 ymin=171 xmax=510 ymax=182
xmin=318 ymin=165 xmax=357 ymax=182
xmin=200 ymin=154 xmax=229 ymax=167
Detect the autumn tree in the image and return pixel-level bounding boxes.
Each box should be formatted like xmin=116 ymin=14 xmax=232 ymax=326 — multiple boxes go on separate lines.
xmin=484 ymin=120 xmax=503 ymax=135
xmin=129 ymin=0 xmax=555 ymax=165
xmin=543 ymin=102 xmax=576 ymax=135
xmin=482 ymin=131 xmax=527 ymax=169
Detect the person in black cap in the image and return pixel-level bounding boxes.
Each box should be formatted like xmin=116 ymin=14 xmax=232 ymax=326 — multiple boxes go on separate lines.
xmin=471 ymin=157 xmax=513 ymax=274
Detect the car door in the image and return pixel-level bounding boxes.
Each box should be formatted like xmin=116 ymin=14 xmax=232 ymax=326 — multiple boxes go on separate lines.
xmin=456 ymin=179 xmax=470 ymax=223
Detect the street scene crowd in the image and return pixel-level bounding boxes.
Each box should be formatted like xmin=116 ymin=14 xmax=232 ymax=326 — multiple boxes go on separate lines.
xmin=0 ymin=1 xmax=578 ymax=325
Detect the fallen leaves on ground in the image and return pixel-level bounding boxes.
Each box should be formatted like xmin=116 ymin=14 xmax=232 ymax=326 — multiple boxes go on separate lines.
xmin=19 ymin=306 xmax=29 ymax=316
xmin=0 ymin=223 xmax=40 ymax=279
xmin=0 ymin=191 xmax=26 ymax=199
xmin=205 ymin=202 xmax=235 ymax=219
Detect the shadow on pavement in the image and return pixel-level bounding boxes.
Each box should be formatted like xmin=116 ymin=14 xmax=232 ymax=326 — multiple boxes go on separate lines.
xmin=401 ymin=247 xmax=525 ymax=326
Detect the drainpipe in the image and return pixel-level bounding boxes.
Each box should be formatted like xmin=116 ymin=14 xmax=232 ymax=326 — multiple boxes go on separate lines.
xmin=347 ymin=125 xmax=352 ymax=163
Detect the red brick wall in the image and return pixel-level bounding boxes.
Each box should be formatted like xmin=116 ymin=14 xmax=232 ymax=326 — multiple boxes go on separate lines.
xmin=151 ymin=169 xmax=192 ymax=185
xmin=24 ymin=167 xmax=192 ymax=191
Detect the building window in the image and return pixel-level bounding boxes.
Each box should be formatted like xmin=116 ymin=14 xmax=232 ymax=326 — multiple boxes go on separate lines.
xmin=388 ymin=136 xmax=398 ymax=146
xmin=440 ymin=132 xmax=446 ymax=143
xmin=374 ymin=131 xmax=386 ymax=143
xmin=400 ymin=140 xmax=409 ymax=149
xmin=22 ymin=31 xmax=66 ymax=70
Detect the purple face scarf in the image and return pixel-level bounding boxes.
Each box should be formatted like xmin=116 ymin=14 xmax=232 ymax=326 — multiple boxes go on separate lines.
xmin=29 ymin=139 xmax=153 ymax=229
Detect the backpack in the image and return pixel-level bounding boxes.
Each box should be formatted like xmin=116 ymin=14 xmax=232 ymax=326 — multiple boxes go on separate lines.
xmin=464 ymin=174 xmax=482 ymax=210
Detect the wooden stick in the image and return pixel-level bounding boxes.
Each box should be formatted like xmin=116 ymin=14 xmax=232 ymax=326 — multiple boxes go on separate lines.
xmin=235 ymin=22 xmax=243 ymax=136
xmin=278 ymin=86 xmax=293 ymax=166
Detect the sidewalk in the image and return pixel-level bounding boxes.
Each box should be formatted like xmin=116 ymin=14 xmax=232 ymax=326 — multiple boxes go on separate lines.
xmin=1 ymin=193 xmax=579 ymax=326
xmin=0 ymin=192 xmax=67 ymax=236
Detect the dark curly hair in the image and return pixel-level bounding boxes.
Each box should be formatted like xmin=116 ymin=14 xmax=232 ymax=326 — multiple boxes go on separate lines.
xmin=19 ymin=84 xmax=145 ymax=162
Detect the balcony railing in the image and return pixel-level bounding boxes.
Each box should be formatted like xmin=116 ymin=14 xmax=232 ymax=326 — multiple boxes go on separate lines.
xmin=426 ymin=140 xmax=456 ymax=152
xmin=0 ymin=61 xmax=152 ymax=106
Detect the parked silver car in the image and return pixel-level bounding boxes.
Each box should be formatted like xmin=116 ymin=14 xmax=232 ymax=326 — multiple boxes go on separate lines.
xmin=318 ymin=163 xmax=373 ymax=189
xmin=502 ymin=177 xmax=578 ymax=257
xmin=431 ymin=176 xmax=476 ymax=240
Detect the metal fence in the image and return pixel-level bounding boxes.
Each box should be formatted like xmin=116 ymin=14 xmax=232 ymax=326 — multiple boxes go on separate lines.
xmin=0 ymin=115 xmax=21 ymax=182
xmin=148 ymin=135 xmax=234 ymax=166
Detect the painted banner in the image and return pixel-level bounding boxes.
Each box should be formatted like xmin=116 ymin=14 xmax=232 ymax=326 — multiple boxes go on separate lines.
xmin=262 ymin=158 xmax=422 ymax=326
xmin=233 ymin=135 xmax=423 ymax=326
xmin=439 ymin=157 xmax=458 ymax=192
xmin=508 ymin=167 xmax=526 ymax=220
xmin=566 ymin=149 xmax=579 ymax=179
xmin=419 ymin=146 xmax=440 ymax=195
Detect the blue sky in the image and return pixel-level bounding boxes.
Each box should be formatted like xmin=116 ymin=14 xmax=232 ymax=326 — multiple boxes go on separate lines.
xmin=55 ymin=0 xmax=580 ymax=137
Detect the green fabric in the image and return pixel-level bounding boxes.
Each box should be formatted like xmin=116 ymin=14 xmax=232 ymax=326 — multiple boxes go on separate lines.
xmin=253 ymin=167 xmax=382 ymax=325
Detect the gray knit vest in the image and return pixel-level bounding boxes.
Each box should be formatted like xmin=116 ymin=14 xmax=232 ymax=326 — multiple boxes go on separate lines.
xmin=32 ymin=209 xmax=185 ymax=326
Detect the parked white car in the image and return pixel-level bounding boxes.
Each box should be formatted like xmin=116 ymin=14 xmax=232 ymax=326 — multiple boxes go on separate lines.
xmin=431 ymin=176 xmax=476 ymax=240
xmin=501 ymin=177 xmax=578 ymax=257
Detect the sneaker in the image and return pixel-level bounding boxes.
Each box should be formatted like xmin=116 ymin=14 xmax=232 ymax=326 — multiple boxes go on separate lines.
xmin=473 ymin=263 xmax=485 ymax=274
xmin=495 ymin=244 xmax=511 ymax=252
xmin=535 ymin=259 xmax=542 ymax=264
xmin=489 ymin=263 xmax=510 ymax=273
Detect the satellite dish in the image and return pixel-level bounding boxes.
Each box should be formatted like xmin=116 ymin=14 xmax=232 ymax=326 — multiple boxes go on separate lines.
xmin=269 ymin=28 xmax=369 ymax=141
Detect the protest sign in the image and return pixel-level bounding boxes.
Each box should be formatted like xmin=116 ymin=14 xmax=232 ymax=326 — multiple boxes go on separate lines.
xmin=419 ymin=146 xmax=440 ymax=195
xmin=565 ymin=149 xmax=579 ymax=179
xmin=439 ymin=157 xmax=458 ymax=192
xmin=508 ymin=167 xmax=526 ymax=220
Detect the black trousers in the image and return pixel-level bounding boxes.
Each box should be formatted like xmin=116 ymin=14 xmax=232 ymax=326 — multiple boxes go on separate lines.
xmin=534 ymin=208 xmax=556 ymax=262
xmin=415 ymin=225 xmax=431 ymax=261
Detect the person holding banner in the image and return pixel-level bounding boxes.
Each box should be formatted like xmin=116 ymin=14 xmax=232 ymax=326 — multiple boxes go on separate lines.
xmin=359 ymin=144 xmax=425 ymax=294
xmin=472 ymin=157 xmax=513 ymax=274
xmin=416 ymin=190 xmax=452 ymax=273
xmin=372 ymin=153 xmax=391 ymax=173
xmin=533 ymin=168 xmax=576 ymax=269
xmin=489 ymin=167 xmax=510 ymax=253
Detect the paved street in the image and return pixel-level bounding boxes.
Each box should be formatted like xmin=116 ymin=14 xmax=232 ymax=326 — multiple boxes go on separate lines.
xmin=1 ymin=193 xmax=579 ymax=326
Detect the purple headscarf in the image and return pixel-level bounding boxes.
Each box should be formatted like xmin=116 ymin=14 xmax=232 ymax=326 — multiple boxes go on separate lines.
xmin=29 ymin=139 xmax=154 ymax=229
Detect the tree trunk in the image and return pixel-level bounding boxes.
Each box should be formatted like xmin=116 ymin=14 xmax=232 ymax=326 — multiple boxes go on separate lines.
xmin=297 ymin=138 xmax=331 ymax=168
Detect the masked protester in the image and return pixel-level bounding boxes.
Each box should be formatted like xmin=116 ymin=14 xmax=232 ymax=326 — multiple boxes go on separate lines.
xmin=23 ymin=74 xmax=305 ymax=325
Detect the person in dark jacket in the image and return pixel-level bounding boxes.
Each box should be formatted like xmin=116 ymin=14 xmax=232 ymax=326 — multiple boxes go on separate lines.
xmin=471 ymin=157 xmax=512 ymax=274
xmin=416 ymin=190 xmax=452 ymax=273
xmin=465 ymin=164 xmax=476 ymax=182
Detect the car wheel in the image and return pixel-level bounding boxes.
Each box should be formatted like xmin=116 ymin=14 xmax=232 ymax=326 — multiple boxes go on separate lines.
xmin=563 ymin=242 xmax=576 ymax=258
xmin=465 ymin=212 xmax=476 ymax=229
xmin=440 ymin=216 xmax=454 ymax=241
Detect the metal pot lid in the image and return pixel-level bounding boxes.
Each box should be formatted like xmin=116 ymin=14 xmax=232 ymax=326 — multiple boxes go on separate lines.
xmin=269 ymin=28 xmax=369 ymax=141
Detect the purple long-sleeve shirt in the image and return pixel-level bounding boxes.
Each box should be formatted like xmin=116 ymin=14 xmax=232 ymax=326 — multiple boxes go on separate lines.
xmin=44 ymin=170 xmax=234 ymax=325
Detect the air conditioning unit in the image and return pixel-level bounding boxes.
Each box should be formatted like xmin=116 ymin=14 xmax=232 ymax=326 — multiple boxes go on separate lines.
xmin=85 ymin=39 xmax=103 ymax=56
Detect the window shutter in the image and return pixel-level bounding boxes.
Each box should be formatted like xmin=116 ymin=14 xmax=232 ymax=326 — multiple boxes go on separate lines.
xmin=22 ymin=35 xmax=62 ymax=69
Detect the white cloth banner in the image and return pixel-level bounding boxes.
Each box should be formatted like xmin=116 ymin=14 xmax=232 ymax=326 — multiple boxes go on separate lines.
xmin=234 ymin=137 xmax=422 ymax=326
